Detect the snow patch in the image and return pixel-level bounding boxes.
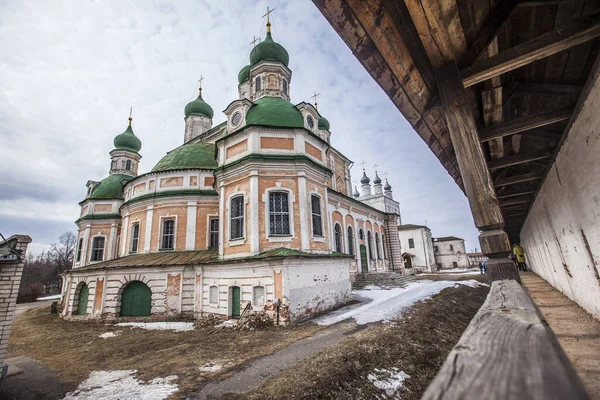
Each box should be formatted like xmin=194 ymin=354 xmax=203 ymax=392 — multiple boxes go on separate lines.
xmin=215 ymin=320 xmax=237 ymax=328
xmin=434 ymin=268 xmax=480 ymax=274
xmin=62 ymin=370 xmax=178 ymax=400
xmin=36 ymin=294 xmax=61 ymax=301
xmin=116 ymin=322 xmax=194 ymax=332
xmin=314 ymin=280 xmax=464 ymax=325
xmin=367 ymin=368 xmax=410 ymax=397
xmin=99 ymin=331 xmax=122 ymax=339
xmin=454 ymin=279 xmax=489 ymax=288
xmin=198 ymin=363 xmax=223 ymax=373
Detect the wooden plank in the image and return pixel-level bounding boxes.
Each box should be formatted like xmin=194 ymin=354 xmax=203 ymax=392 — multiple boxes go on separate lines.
xmin=479 ymin=107 xmax=573 ymax=142
xmin=500 ymin=195 xmax=535 ymax=206
xmin=422 ymin=280 xmax=589 ymax=400
xmin=461 ymin=19 xmax=600 ymax=87
xmin=488 ymin=152 xmax=552 ymax=169
xmin=511 ymin=82 xmax=584 ymax=97
xmin=494 ymin=172 xmax=543 ymax=187
xmin=498 ymin=190 xmax=538 ymax=199
xmin=517 ymin=129 xmax=563 ymax=140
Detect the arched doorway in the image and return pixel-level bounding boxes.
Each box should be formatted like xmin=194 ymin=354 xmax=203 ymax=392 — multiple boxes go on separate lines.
xmin=231 ymin=286 xmax=241 ymax=317
xmin=120 ymin=281 xmax=152 ymax=317
xmin=76 ymin=283 xmax=89 ymax=316
xmin=403 ymin=253 xmax=413 ymax=269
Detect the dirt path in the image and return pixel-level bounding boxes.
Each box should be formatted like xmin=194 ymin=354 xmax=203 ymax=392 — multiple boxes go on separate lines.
xmin=15 ymin=300 xmax=54 ymax=318
xmin=521 ymin=272 xmax=600 ymax=399
xmin=194 ymin=320 xmax=358 ymax=399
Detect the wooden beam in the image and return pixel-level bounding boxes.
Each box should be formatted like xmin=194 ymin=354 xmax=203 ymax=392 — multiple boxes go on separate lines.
xmin=494 ymin=172 xmax=543 ymax=187
xmin=461 ymin=19 xmax=600 ymax=87
xmin=500 ymin=195 xmax=535 ymax=206
xmin=517 ymin=129 xmax=563 ymax=140
xmin=498 ymin=190 xmax=537 ymax=199
xmin=489 ymin=152 xmax=552 ymax=170
xmin=511 ymin=82 xmax=584 ymax=97
xmin=479 ymin=107 xmax=573 ymax=142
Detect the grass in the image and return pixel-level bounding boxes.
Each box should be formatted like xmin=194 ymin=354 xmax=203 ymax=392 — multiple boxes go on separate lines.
xmin=7 ymin=308 xmax=323 ymax=396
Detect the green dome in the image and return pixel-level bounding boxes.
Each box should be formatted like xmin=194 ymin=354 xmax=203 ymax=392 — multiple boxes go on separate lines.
xmin=238 ymin=64 xmax=251 ymax=83
xmin=184 ymin=90 xmax=214 ymax=118
xmin=152 ymin=142 xmax=217 ymax=173
xmin=318 ymin=115 xmax=330 ymax=131
xmin=245 ymin=96 xmax=304 ymax=129
xmin=113 ymin=122 xmax=142 ymax=153
xmin=249 ymin=32 xmax=289 ymax=67
xmin=89 ymin=174 xmax=134 ymax=200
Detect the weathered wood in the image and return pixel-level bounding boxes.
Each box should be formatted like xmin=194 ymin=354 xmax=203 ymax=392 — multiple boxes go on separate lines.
xmin=494 ymin=172 xmax=543 ymax=187
xmin=500 ymin=195 xmax=535 ymax=206
xmin=498 ymin=190 xmax=537 ymax=199
xmin=511 ymin=82 xmax=584 ymax=97
xmin=479 ymin=107 xmax=573 ymax=142
xmin=461 ymin=19 xmax=600 ymax=87
xmin=488 ymin=152 xmax=551 ymax=170
xmin=422 ymin=280 xmax=589 ymax=400
xmin=517 ymin=129 xmax=563 ymax=140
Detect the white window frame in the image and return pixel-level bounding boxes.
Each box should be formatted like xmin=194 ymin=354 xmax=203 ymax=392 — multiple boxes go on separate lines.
xmin=89 ymin=235 xmax=106 ymax=263
xmin=262 ymin=186 xmax=295 ymax=243
xmin=310 ymin=193 xmax=324 ymax=239
xmin=228 ymin=192 xmax=246 ymax=245
xmin=209 ymin=285 xmax=219 ymax=305
xmin=333 ymin=222 xmax=343 ymax=253
xmin=130 ymin=222 xmax=140 ymax=254
xmin=346 ymin=225 xmax=354 ymax=256
xmin=158 ymin=216 xmax=177 ymax=251
xmin=206 ymin=213 xmax=220 ymax=249
xmin=253 ymin=286 xmax=265 ymax=307
xmin=75 ymin=237 xmax=83 ymax=263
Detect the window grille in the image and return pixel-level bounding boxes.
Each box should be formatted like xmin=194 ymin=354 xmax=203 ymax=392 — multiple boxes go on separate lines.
xmin=161 ymin=220 xmax=175 ymax=249
xmin=130 ymin=224 xmax=139 ymax=253
xmin=311 ymin=195 xmax=323 ymax=237
xmin=209 ymin=218 xmax=219 ymax=248
xmin=90 ymin=237 xmax=105 ymax=261
xmin=230 ymin=196 xmax=244 ymax=239
xmin=269 ymin=192 xmax=290 ymax=235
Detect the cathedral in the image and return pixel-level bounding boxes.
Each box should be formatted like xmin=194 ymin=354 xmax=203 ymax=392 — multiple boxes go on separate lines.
xmin=62 ymin=18 xmax=404 ymax=323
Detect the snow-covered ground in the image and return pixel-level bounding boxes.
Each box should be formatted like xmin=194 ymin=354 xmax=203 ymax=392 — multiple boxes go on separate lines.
xmin=99 ymin=331 xmax=122 ymax=339
xmin=313 ymin=280 xmax=486 ymax=325
xmin=116 ymin=322 xmax=194 ymax=332
xmin=36 ymin=294 xmax=61 ymax=301
xmin=62 ymin=370 xmax=178 ymax=400
xmin=367 ymin=368 xmax=410 ymax=397
xmin=432 ymin=268 xmax=481 ymax=274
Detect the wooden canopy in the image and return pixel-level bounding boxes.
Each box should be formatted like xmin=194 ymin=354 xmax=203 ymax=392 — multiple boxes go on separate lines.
xmin=312 ymin=0 xmax=600 ymax=243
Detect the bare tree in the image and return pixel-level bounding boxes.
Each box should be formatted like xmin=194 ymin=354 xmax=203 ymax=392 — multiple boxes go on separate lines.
xmin=50 ymin=231 xmax=76 ymax=274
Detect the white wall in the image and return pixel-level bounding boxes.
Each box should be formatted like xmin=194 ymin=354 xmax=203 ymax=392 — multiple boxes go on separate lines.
xmin=521 ymin=72 xmax=600 ymax=319
xmin=397 ymin=228 xmax=433 ymax=272
xmin=434 ymin=240 xmax=469 ymax=269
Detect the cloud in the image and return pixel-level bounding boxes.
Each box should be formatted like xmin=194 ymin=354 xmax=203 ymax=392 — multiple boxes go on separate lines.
xmin=0 ymin=0 xmax=481 ymax=253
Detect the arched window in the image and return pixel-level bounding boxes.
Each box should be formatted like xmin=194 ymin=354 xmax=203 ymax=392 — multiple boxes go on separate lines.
xmin=209 ymin=286 xmax=219 ymax=304
xmin=161 ymin=219 xmax=175 ymax=249
xmin=209 ymin=218 xmax=219 ymax=248
xmin=311 ymin=195 xmax=323 ymax=237
xmin=375 ymin=232 xmax=381 ymax=259
xmin=359 ymin=228 xmax=364 ymax=240
xmin=130 ymin=223 xmax=140 ymax=253
xmin=382 ymin=233 xmax=387 ymax=259
xmin=347 ymin=226 xmax=354 ymax=256
xmin=90 ymin=237 xmax=105 ymax=261
xmin=76 ymin=238 xmax=83 ymax=262
xmin=367 ymin=231 xmax=374 ymax=260
xmin=255 ymin=76 xmax=262 ymax=92
xmin=230 ymin=195 xmax=244 ymax=240
xmin=334 ymin=223 xmax=342 ymax=253
xmin=269 ymin=192 xmax=290 ymax=235
xmin=253 ymin=286 xmax=265 ymax=306
xmin=125 ymin=160 xmax=132 ymax=170
xmin=120 ymin=281 xmax=152 ymax=317
xmin=283 ymin=79 xmax=288 ymax=96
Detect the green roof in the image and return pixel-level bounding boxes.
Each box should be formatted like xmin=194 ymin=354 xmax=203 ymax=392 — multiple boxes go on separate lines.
xmin=151 ymin=142 xmax=217 ymax=173
xmin=318 ymin=115 xmax=330 ymax=131
xmin=184 ymin=90 xmax=214 ymax=118
xmin=245 ymin=96 xmax=304 ymax=129
xmin=238 ymin=64 xmax=251 ymax=83
xmin=89 ymin=174 xmax=134 ymax=200
xmin=113 ymin=123 xmax=142 ymax=153
xmin=249 ymin=31 xmax=289 ymax=67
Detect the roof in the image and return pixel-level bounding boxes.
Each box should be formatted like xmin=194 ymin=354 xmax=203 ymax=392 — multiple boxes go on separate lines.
xmin=73 ymin=247 xmax=352 ymax=272
xmin=184 ymin=91 xmax=214 ymax=118
xmin=89 ymin=174 xmax=134 ymax=200
xmin=434 ymin=236 xmax=464 ymax=242
xmin=245 ymin=96 xmax=304 ymax=129
xmin=113 ymin=123 xmax=141 ymax=153
xmin=398 ymin=224 xmax=429 ymax=231
xmin=152 ymin=142 xmax=217 ymax=173
xmin=249 ymin=31 xmax=289 ymax=67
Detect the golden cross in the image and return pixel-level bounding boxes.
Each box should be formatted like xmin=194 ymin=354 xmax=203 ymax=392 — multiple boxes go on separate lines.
xmin=311 ymin=91 xmax=319 ymax=110
xmin=250 ymin=36 xmax=260 ymax=47
xmin=198 ymin=75 xmax=204 ymax=89
xmin=128 ymin=106 xmax=133 ymax=126
xmin=360 ymin=160 xmax=367 ymax=170
xmin=263 ymin=6 xmax=274 ymax=24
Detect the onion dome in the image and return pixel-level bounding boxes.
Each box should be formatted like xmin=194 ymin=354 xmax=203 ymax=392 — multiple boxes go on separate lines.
xmin=373 ymin=172 xmax=382 ymax=185
xmin=249 ymin=31 xmax=289 ymax=67
xmin=184 ymin=89 xmax=214 ymax=119
xmin=113 ymin=118 xmax=142 ymax=153
xmin=238 ymin=64 xmax=251 ymax=83
xmin=152 ymin=142 xmax=217 ymax=173
xmin=245 ymin=96 xmax=304 ymax=128
xmin=384 ymin=179 xmax=392 ymax=191
xmin=89 ymin=174 xmax=134 ymax=200
xmin=360 ymin=170 xmax=370 ymax=184
xmin=353 ymin=186 xmax=360 ymax=198
xmin=318 ymin=115 xmax=330 ymax=131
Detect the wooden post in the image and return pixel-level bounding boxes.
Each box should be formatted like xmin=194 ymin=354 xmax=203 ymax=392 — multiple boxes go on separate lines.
xmin=436 ymin=63 xmax=518 ymax=282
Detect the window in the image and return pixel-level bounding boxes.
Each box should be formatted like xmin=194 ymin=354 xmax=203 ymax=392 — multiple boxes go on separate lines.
xmin=435 ymin=246 xmax=439 ymax=252
xmin=453 ymin=261 xmax=458 ymax=268
xmin=347 ymin=226 xmax=354 ymax=256
xmin=367 ymin=231 xmax=374 ymax=260
xmin=161 ymin=219 xmax=175 ymax=250
xmin=209 ymin=218 xmax=219 ymax=249
xmin=283 ymin=79 xmax=288 ymax=96
xmin=450 ymin=244 xmax=454 ymax=251
xmin=111 ymin=160 xmax=116 ymax=170
xmin=130 ymin=223 xmax=140 ymax=253
xmin=209 ymin=286 xmax=218 ymax=304
xmin=255 ymin=76 xmax=262 ymax=92
xmin=253 ymin=286 xmax=265 ymax=306
xmin=359 ymin=229 xmax=364 ymax=240
xmin=269 ymin=192 xmax=290 ymax=235
xmin=382 ymin=234 xmax=387 ymax=259
xmin=311 ymin=195 xmax=323 ymax=237
xmin=375 ymin=232 xmax=381 ymax=259
xmin=125 ymin=160 xmax=132 ymax=170
xmin=230 ymin=195 xmax=244 ymax=240
xmin=408 ymin=238 xmax=415 ymax=249
xmin=90 ymin=237 xmax=105 ymax=262
xmin=76 ymin=238 xmax=83 ymax=262
xmin=307 ymin=115 xmax=315 ymax=129
xmin=334 ymin=224 xmax=342 ymax=253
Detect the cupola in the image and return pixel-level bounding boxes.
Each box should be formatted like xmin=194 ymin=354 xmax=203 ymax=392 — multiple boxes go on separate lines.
xmin=113 ymin=117 xmax=142 ymax=153
xmin=109 ymin=113 xmax=142 ymax=177
xmin=184 ymin=83 xmax=214 ymax=143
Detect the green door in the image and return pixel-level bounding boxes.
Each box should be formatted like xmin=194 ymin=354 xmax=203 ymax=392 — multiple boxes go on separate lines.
xmin=120 ymin=281 xmax=152 ymax=317
xmin=360 ymin=245 xmax=368 ymax=272
xmin=231 ymin=286 xmax=241 ymax=317
xmin=77 ymin=284 xmax=89 ymax=316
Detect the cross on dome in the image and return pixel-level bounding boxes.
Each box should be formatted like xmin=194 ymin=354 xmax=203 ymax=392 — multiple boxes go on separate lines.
xmin=360 ymin=160 xmax=367 ymax=171
xmin=263 ymin=6 xmax=275 ymax=32
xmin=311 ymin=91 xmax=319 ymax=110
xmin=250 ymin=36 xmax=260 ymax=47
xmin=129 ymin=106 xmax=133 ymax=126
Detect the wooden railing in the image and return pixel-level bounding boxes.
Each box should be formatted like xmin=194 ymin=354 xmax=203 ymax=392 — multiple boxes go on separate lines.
xmin=422 ymin=268 xmax=589 ymax=400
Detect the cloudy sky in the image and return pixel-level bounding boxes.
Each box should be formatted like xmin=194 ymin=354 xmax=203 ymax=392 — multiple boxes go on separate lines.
xmin=0 ymin=0 xmax=480 ymax=254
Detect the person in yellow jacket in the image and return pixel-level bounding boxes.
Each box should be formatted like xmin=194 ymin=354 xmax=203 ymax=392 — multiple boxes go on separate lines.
xmin=513 ymin=244 xmax=527 ymax=271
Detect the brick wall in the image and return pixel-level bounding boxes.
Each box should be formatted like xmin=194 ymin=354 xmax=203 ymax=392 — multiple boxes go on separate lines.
xmin=0 ymin=234 xmax=32 ymax=369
